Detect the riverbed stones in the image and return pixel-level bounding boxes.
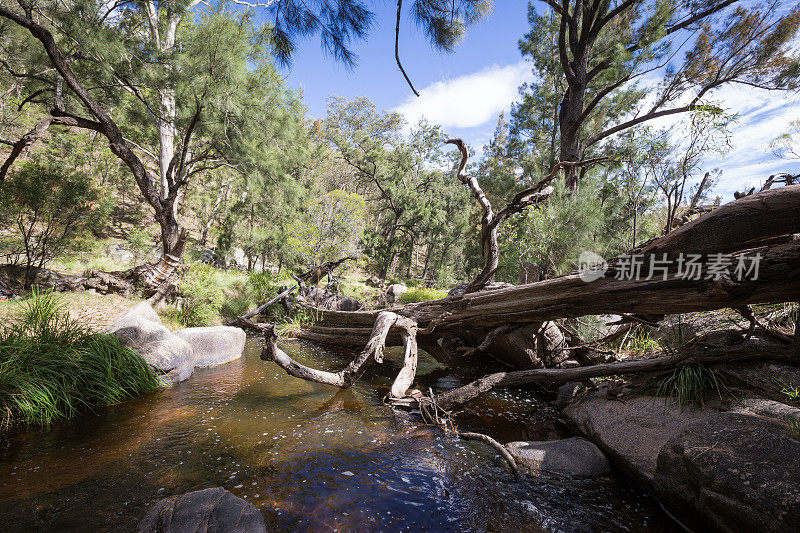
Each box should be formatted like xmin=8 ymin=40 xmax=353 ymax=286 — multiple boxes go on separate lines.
xmin=138 ymin=487 xmax=267 ymax=533
xmin=507 ymin=437 xmax=610 ymax=477
xmin=654 ymin=412 xmax=800 ymax=532
xmin=109 ymin=302 xmax=195 ymax=383
xmin=175 ymin=326 xmax=246 ymax=367
xmin=562 ymin=393 xmax=718 ymax=487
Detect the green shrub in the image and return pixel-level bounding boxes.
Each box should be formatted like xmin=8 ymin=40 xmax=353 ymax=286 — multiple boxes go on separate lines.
xmin=176 ymin=264 xmax=225 ymax=326
xmin=781 ymin=382 xmax=800 ymax=402
xmin=220 ymin=281 xmax=255 ymax=320
xmin=655 ymin=365 xmax=726 ymax=409
xmin=0 ymin=290 xmax=160 ymax=429
xmin=399 ymin=287 xmax=448 ymax=303
xmin=248 ymin=271 xmax=276 ymax=303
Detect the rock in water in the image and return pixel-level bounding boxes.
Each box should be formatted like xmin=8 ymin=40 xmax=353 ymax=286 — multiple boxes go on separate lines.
xmin=506 ymin=438 xmax=610 ymax=477
xmin=562 ymin=393 xmax=718 ymax=487
xmin=138 ymin=487 xmax=267 ymax=533
xmin=174 ymin=326 xmax=247 ymax=367
xmin=654 ymin=413 xmax=800 ymax=532
xmin=109 ymin=302 xmax=195 ymax=383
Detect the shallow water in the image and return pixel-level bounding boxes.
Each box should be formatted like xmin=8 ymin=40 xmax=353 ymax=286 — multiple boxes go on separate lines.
xmin=0 ymin=338 xmax=679 ymax=532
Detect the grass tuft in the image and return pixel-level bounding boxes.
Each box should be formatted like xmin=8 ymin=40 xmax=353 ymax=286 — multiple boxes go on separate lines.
xmin=655 ymin=364 xmax=726 ymax=410
xmin=0 ymin=289 xmax=160 ymax=430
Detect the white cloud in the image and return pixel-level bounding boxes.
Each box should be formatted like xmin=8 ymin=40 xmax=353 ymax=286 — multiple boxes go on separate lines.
xmin=611 ymin=78 xmax=800 ymax=196
xmin=393 ymin=62 xmax=531 ymax=129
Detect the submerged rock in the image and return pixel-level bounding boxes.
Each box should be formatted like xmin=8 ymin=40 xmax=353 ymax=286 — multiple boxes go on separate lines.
xmin=109 ymin=302 xmax=194 ymax=383
xmin=507 ymin=437 xmax=610 ymax=477
xmin=138 ymin=487 xmax=267 ymax=533
xmin=175 ymin=326 xmax=246 ymax=367
xmin=654 ymin=413 xmax=800 ymax=532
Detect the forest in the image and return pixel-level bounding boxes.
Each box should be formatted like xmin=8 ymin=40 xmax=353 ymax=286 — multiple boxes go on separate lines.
xmin=0 ymin=0 xmax=799 ymax=532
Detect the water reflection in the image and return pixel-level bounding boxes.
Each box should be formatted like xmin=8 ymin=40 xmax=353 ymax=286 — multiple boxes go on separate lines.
xmin=0 ymin=337 xmax=678 ymax=532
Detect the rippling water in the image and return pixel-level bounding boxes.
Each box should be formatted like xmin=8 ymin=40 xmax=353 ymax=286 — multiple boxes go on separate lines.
xmin=0 ymin=338 xmax=678 ymax=532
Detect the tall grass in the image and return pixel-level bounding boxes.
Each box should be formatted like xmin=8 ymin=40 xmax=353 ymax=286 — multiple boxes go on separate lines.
xmin=0 ymin=289 xmax=160 ymax=430
xmin=655 ymin=365 xmax=726 ymax=409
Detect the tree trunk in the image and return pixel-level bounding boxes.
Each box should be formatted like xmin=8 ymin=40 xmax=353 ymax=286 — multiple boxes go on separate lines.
xmin=288 ymin=185 xmax=800 ymax=346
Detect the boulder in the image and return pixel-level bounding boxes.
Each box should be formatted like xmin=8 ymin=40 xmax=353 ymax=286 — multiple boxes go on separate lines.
xmin=299 ymin=286 xmax=362 ymax=311
xmin=507 ymin=437 xmax=610 ymax=478
xmin=489 ymin=321 xmax=570 ymax=369
xmin=109 ymin=303 xmax=194 ymax=383
xmin=138 ymin=487 xmax=267 ymax=533
xmin=562 ymin=393 xmax=719 ymax=487
xmin=385 ymin=283 xmax=407 ymax=304
xmin=110 ymin=301 xmax=162 ymax=329
xmin=174 ymin=326 xmax=246 ymax=367
xmin=727 ymin=396 xmax=800 ymax=421
xmin=718 ymin=361 xmax=800 ymax=400
xmin=555 ymin=381 xmax=586 ymax=409
xmin=654 ymin=413 xmax=800 ymax=532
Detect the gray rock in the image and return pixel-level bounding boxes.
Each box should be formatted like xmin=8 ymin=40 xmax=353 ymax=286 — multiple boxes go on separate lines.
xmin=507 ymin=437 xmax=610 ymax=477
xmin=385 ymin=283 xmax=407 ymax=304
xmin=110 ymin=301 xmax=162 ymax=330
xmin=555 ymin=381 xmax=586 ymax=409
xmin=175 ymin=326 xmax=246 ymax=368
xmin=489 ymin=321 xmax=569 ymax=369
xmin=728 ymin=397 xmax=800 ymax=421
xmin=138 ymin=487 xmax=267 ymax=533
xmin=109 ymin=303 xmax=194 ymax=383
xmin=718 ymin=361 xmax=800 ymax=399
xmin=562 ymin=393 xmax=719 ymax=487
xmin=654 ymin=413 xmax=800 ymax=532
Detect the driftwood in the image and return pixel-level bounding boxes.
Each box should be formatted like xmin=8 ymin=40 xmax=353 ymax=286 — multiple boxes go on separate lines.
xmin=297 ymin=256 xmax=355 ymax=286
xmin=263 ymin=310 xmax=420 ymax=400
xmin=435 ymin=332 xmax=795 ymax=410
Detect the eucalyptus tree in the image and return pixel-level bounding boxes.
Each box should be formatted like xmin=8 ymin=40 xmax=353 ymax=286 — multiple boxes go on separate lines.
xmin=0 ymin=0 xmax=489 ymax=276
xmin=515 ymin=0 xmax=800 ymax=189
xmin=0 ymin=4 xmax=309 ymax=267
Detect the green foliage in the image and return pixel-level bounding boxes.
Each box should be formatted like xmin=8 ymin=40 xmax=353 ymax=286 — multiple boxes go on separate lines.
xmin=655 ymin=365 xmax=726 ymax=410
xmin=248 ymin=272 xmax=277 ymax=304
xmin=0 ymin=289 xmax=160 ymax=429
xmin=175 ymin=265 xmax=225 ymax=327
xmin=622 ymin=330 xmax=661 ymax=355
xmin=781 ymin=382 xmax=800 ymax=401
xmin=497 ymin=178 xmax=629 ymax=280
xmin=126 ymin=228 xmax=154 ymax=266
xmin=0 ymin=160 xmax=107 ymax=286
xmin=399 ymin=287 xmax=448 ymax=304
xmin=287 ymin=189 xmax=366 ymax=266
xmin=275 ymin=308 xmax=316 ymax=337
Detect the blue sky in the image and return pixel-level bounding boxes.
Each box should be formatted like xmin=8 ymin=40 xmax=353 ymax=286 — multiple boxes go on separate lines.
xmin=276 ymin=1 xmax=800 ymax=197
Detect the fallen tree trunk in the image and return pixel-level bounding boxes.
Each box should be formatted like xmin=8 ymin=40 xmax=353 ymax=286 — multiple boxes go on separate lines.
xmin=295 ymin=236 xmax=800 ymax=344
xmin=435 ymin=332 xmax=794 ymax=410
xmin=264 ymin=182 xmax=800 ymax=411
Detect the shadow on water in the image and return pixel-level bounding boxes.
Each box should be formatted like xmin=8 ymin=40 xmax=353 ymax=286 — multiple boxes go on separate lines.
xmin=0 ymin=337 xmax=680 ymax=532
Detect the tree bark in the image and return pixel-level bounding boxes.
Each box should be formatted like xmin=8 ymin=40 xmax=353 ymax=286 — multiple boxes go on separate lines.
xmin=435 ymin=332 xmax=794 ymax=410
